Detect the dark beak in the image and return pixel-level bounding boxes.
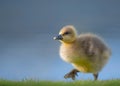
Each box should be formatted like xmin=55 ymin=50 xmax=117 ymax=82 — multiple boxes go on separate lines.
xmin=53 ymin=35 xmax=63 ymax=40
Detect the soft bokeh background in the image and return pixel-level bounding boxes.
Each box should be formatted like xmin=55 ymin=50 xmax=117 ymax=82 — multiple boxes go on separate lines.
xmin=0 ymin=0 xmax=120 ymax=81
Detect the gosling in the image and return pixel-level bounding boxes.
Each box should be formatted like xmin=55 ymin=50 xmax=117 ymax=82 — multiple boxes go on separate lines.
xmin=54 ymin=25 xmax=111 ymax=80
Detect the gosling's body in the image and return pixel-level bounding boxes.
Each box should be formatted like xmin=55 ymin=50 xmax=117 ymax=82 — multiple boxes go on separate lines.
xmin=60 ymin=33 xmax=110 ymax=73
xmin=54 ymin=25 xmax=111 ymax=80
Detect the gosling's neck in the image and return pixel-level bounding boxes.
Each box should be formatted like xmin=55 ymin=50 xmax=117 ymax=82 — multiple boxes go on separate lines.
xmin=61 ymin=38 xmax=77 ymax=46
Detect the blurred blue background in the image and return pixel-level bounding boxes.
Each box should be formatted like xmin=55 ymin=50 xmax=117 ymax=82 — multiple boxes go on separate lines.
xmin=0 ymin=0 xmax=120 ymax=81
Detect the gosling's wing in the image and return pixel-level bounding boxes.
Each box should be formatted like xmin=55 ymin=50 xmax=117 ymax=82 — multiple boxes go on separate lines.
xmin=79 ymin=34 xmax=108 ymax=57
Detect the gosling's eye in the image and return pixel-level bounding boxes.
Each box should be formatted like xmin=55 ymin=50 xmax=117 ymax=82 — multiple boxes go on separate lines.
xmin=63 ymin=32 xmax=71 ymax=35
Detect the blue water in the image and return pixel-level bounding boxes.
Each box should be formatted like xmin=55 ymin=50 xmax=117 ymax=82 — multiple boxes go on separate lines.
xmin=0 ymin=0 xmax=120 ymax=81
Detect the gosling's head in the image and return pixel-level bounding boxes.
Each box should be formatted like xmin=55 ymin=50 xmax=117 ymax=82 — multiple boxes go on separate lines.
xmin=54 ymin=25 xmax=77 ymax=43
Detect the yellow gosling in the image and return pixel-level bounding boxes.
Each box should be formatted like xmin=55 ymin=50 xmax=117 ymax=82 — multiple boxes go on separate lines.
xmin=54 ymin=25 xmax=111 ymax=80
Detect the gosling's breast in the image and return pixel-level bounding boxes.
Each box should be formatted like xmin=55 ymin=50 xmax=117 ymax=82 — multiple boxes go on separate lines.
xmin=59 ymin=43 xmax=84 ymax=63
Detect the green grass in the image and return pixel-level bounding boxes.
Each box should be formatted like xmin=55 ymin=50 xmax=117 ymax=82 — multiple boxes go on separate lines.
xmin=0 ymin=79 xmax=120 ymax=86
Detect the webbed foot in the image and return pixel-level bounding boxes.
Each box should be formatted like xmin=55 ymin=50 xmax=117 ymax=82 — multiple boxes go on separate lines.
xmin=64 ymin=69 xmax=79 ymax=80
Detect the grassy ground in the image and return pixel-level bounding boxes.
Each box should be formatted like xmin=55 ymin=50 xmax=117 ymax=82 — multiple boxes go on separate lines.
xmin=0 ymin=79 xmax=120 ymax=86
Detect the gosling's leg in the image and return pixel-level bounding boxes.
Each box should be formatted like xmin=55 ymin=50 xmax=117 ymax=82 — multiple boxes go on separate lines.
xmin=93 ymin=73 xmax=98 ymax=80
xmin=64 ymin=69 xmax=79 ymax=80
